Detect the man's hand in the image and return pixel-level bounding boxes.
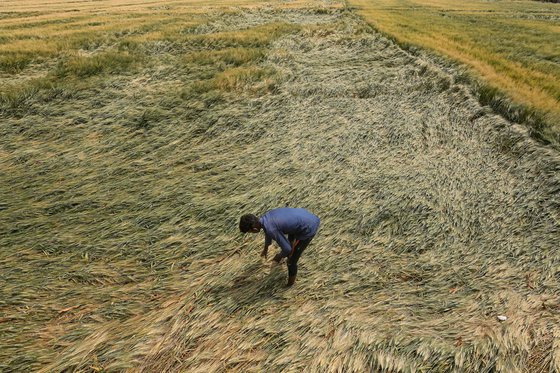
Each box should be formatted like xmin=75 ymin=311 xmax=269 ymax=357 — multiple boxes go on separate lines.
xmin=261 ymin=247 xmax=268 ymax=259
xmin=273 ymin=253 xmax=283 ymax=263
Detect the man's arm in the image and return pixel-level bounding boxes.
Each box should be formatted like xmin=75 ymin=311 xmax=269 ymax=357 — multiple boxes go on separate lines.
xmin=271 ymin=231 xmax=292 ymax=259
xmin=261 ymin=233 xmax=272 ymax=258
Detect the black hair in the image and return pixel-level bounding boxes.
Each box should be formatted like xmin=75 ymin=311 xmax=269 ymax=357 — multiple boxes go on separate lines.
xmin=239 ymin=214 xmax=259 ymax=233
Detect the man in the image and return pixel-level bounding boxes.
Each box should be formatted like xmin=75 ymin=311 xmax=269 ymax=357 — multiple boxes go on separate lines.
xmin=239 ymin=207 xmax=320 ymax=287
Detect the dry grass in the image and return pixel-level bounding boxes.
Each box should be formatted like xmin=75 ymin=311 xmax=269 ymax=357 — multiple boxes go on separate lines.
xmin=185 ymin=48 xmax=266 ymax=66
xmin=1 ymin=0 xmax=560 ymax=372
xmin=348 ymin=0 xmax=560 ymax=146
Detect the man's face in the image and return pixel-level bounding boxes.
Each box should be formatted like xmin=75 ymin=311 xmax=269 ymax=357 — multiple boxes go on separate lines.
xmin=249 ymin=226 xmax=260 ymax=233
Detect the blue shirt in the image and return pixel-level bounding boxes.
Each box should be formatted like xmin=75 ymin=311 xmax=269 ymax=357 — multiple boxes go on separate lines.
xmin=259 ymin=208 xmax=320 ymax=257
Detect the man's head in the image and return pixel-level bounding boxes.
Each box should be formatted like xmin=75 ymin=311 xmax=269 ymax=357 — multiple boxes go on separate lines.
xmin=239 ymin=214 xmax=261 ymax=233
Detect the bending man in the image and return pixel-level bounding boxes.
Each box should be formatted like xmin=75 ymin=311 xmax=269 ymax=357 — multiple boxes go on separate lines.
xmin=239 ymin=207 xmax=320 ymax=287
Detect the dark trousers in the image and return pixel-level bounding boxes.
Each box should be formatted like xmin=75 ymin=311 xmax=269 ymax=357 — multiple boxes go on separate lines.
xmin=287 ymin=235 xmax=313 ymax=277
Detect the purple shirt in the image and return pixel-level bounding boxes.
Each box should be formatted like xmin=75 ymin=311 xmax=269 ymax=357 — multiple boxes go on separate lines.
xmin=259 ymin=208 xmax=320 ymax=257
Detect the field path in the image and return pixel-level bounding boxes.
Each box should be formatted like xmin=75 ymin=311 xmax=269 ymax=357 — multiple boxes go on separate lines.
xmin=3 ymin=4 xmax=559 ymax=372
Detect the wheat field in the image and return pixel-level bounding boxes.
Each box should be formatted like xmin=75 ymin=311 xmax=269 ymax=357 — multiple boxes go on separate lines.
xmin=1 ymin=0 xmax=559 ymax=372
xmin=348 ymin=0 xmax=560 ymax=146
